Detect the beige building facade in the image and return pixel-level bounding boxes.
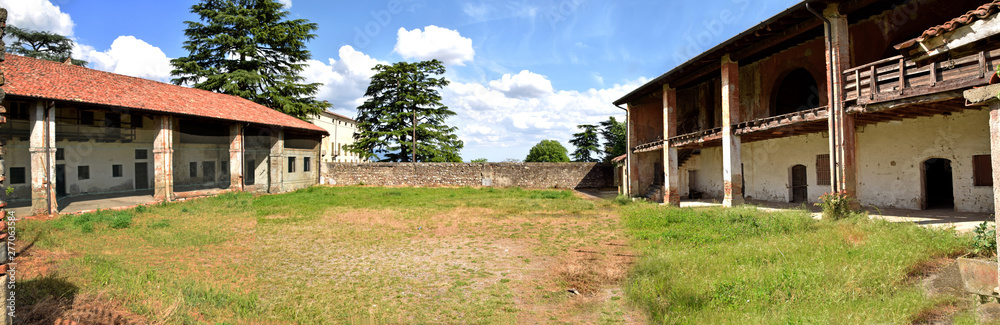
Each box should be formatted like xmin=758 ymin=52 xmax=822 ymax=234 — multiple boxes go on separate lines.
xmin=311 ymin=111 xmax=365 ymax=163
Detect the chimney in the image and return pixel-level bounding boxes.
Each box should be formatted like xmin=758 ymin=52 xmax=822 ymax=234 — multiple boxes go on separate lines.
xmin=64 ymin=56 xmax=72 ymax=65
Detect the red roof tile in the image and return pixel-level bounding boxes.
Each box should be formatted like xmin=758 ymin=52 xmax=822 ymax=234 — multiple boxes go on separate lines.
xmin=895 ymin=0 xmax=1000 ymax=51
xmin=1 ymin=54 xmax=326 ymax=134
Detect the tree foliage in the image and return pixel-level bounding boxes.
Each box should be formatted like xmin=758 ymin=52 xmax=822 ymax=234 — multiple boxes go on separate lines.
xmin=570 ymin=124 xmax=601 ymax=162
xmin=600 ymin=116 xmax=627 ymax=162
xmin=5 ymin=26 xmax=87 ymax=66
xmin=349 ymin=60 xmax=464 ymax=162
xmin=525 ymin=140 xmax=570 ymax=163
xmin=170 ymin=0 xmax=329 ymax=119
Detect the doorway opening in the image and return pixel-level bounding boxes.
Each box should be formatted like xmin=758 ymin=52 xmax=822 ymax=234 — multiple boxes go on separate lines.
xmin=790 ymin=165 xmax=807 ymax=203
xmin=923 ymin=158 xmax=954 ymax=210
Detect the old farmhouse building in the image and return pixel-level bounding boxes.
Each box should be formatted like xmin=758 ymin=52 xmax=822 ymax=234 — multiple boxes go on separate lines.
xmin=1 ymin=54 xmax=327 ymax=216
xmin=619 ymin=0 xmax=1000 ymax=214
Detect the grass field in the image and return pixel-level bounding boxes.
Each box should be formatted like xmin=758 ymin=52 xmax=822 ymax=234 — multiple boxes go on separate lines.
xmin=622 ymin=204 xmax=971 ymax=324
xmin=18 ymin=187 xmax=977 ymax=324
xmin=19 ymin=187 xmax=643 ymax=324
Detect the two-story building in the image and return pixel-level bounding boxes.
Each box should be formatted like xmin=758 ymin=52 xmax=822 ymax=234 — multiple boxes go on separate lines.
xmin=619 ymin=0 xmax=1000 ymax=215
xmin=310 ymin=111 xmax=365 ymax=163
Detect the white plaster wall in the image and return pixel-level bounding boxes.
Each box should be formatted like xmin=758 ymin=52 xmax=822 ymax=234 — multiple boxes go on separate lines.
xmin=857 ymin=108 xmax=992 ymax=212
xmin=682 ymin=133 xmax=833 ymax=203
xmin=173 ymin=143 xmax=229 ymax=189
xmin=742 ymin=133 xmax=830 ymax=203
xmin=283 ymin=148 xmax=318 ymax=190
xmin=311 ymin=113 xmax=362 ymax=163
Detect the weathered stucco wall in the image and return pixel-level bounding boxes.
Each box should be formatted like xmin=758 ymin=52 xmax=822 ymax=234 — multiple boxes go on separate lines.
xmin=857 ymin=108 xmax=991 ymax=212
xmin=742 ymin=133 xmax=830 ymax=203
xmin=322 ymin=162 xmax=613 ymax=189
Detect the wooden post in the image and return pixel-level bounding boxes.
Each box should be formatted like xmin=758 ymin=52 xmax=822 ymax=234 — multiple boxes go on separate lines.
xmin=721 ymin=54 xmax=744 ymax=207
xmin=663 ymin=85 xmax=680 ymax=206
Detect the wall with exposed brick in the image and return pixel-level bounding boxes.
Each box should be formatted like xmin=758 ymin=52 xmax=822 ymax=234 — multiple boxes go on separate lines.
xmin=322 ymin=162 xmax=613 ymax=189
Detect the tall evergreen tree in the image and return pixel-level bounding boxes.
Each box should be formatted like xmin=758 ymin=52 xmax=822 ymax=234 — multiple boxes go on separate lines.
xmin=570 ymin=124 xmax=600 ymax=162
xmin=5 ymin=26 xmax=87 ymax=66
xmin=170 ymin=0 xmax=329 ymax=119
xmin=600 ymin=116 xmax=627 ymax=162
xmin=349 ymin=60 xmax=464 ymax=162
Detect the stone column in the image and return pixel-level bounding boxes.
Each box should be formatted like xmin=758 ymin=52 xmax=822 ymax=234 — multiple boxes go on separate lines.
xmin=663 ymin=85 xmax=680 ymax=206
xmin=721 ymin=55 xmax=744 ymax=207
xmin=229 ymin=124 xmax=244 ymax=191
xmin=28 ymin=101 xmax=55 ymax=215
xmin=268 ymin=130 xmax=284 ymax=193
xmin=153 ymin=116 xmax=174 ymax=201
xmin=626 ymin=104 xmax=637 ymax=197
xmin=991 ymin=101 xmax=1000 ymax=291
xmin=825 ymin=4 xmax=857 ymax=198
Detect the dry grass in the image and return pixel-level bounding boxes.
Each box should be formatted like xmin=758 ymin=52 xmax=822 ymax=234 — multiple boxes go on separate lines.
xmin=19 ymin=187 xmax=645 ymax=324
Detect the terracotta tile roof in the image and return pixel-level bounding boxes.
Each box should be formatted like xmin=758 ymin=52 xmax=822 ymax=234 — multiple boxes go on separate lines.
xmin=1 ymin=54 xmax=326 ymax=134
xmin=611 ymin=154 xmax=626 ymax=163
xmin=895 ymin=0 xmax=1000 ymax=51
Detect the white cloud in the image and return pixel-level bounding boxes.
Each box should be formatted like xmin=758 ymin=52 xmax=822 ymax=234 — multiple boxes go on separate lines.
xmin=444 ymin=71 xmax=645 ymax=156
xmin=0 ymin=0 xmax=74 ymax=36
xmin=73 ymin=36 xmax=173 ymax=82
xmin=277 ymin=0 xmax=292 ymax=8
xmin=302 ymin=45 xmax=388 ymax=113
xmin=488 ymin=70 xmax=554 ymax=99
xmin=394 ymin=26 xmax=475 ymax=66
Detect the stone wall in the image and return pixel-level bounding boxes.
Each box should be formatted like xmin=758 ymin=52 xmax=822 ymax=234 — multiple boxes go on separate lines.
xmin=322 ymin=162 xmax=613 ymax=189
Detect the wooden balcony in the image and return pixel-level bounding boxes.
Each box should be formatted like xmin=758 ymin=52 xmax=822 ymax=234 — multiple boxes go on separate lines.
xmin=842 ymin=49 xmax=1000 ymax=108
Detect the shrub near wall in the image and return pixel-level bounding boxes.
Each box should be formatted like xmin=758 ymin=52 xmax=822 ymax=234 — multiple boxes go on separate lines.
xmin=321 ymin=162 xmax=613 ymax=189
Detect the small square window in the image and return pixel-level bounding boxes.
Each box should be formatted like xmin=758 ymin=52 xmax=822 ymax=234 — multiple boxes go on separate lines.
xmin=190 ymin=162 xmax=198 ymax=178
xmin=8 ymin=167 xmax=26 ymax=184
xmin=135 ymin=149 xmax=148 ymax=160
xmin=303 ymin=157 xmax=311 ymax=172
xmin=288 ymin=157 xmax=296 ymax=173
xmin=112 ymin=164 xmax=123 ymax=177
xmin=131 ymin=113 xmax=143 ymax=128
xmin=78 ymin=166 xmax=90 ymax=180
xmin=80 ymin=111 xmax=95 ymax=125
xmin=56 ymin=148 xmax=65 ymax=161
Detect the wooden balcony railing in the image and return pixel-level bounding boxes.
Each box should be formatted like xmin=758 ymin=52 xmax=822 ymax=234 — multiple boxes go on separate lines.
xmin=843 ymin=49 xmax=1000 ymax=106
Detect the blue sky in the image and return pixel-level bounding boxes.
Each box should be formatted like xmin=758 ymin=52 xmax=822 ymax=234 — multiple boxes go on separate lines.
xmin=2 ymin=0 xmax=800 ymax=161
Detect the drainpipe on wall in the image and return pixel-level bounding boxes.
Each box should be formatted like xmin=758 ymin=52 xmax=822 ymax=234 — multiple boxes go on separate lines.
xmin=807 ymin=2 xmax=839 ymax=193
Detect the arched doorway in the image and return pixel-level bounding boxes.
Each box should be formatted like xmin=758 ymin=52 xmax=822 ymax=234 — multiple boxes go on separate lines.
xmin=790 ymin=165 xmax=807 ymax=203
xmin=923 ymin=158 xmax=954 ymax=210
xmin=772 ymin=68 xmax=820 ymax=116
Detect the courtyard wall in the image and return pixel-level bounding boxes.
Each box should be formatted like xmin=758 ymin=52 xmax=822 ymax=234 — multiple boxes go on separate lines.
xmin=321 ymin=162 xmax=613 ymax=189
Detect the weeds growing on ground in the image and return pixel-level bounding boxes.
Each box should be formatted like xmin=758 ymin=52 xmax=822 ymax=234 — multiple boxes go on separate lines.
xmin=623 ymin=204 xmax=968 ymax=324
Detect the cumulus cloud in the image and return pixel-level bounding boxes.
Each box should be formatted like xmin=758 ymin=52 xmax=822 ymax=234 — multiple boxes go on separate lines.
xmin=444 ymin=72 xmax=645 ymax=154
xmin=277 ymin=0 xmax=292 ymax=8
xmin=73 ymin=36 xmax=173 ymax=82
xmin=488 ymin=70 xmax=554 ymax=99
xmin=0 ymin=0 xmax=74 ymax=36
xmin=394 ymin=26 xmax=475 ymax=66
xmin=302 ymin=45 xmax=388 ymax=113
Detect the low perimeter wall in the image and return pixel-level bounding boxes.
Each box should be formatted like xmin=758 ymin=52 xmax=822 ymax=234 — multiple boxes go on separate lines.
xmin=322 ymin=162 xmax=613 ymax=189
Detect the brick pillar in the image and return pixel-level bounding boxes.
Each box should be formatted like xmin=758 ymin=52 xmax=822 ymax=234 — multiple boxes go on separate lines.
xmin=824 ymin=4 xmax=857 ymax=199
xmin=721 ymin=55 xmax=744 ymax=207
xmin=991 ymin=101 xmax=1000 ymax=290
xmin=626 ymin=104 xmax=637 ymax=197
xmin=153 ymin=116 xmax=174 ymax=201
xmin=663 ymin=85 xmax=680 ymax=206
xmin=29 ymin=101 xmax=55 ymax=215
xmin=229 ymin=124 xmax=244 ymax=191
xmin=268 ymin=130 xmax=284 ymax=193
xmin=0 ymin=8 xmax=11 ymax=324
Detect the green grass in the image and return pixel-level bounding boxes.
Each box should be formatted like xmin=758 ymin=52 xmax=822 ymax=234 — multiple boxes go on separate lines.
xmin=623 ymin=204 xmax=969 ymax=324
xmin=21 ymin=186 xmax=630 ymax=324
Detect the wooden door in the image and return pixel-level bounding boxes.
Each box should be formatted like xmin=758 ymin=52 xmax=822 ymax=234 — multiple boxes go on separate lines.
xmin=791 ymin=165 xmax=807 ymax=203
xmin=135 ymin=163 xmax=149 ymax=190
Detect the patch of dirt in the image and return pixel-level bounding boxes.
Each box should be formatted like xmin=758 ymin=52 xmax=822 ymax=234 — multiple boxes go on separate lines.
xmin=837 ymin=223 xmax=868 ymax=246
xmin=910 ymin=300 xmax=960 ymax=325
